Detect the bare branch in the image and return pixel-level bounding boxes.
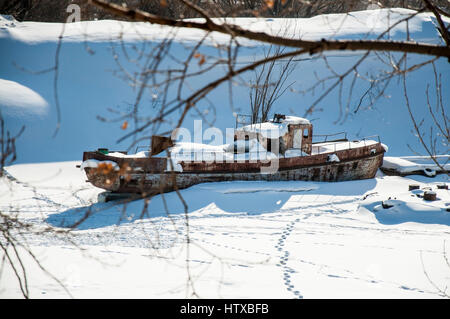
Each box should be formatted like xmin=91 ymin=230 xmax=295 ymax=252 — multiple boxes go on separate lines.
xmin=89 ymin=0 xmax=450 ymax=59
xmin=421 ymin=0 xmax=450 ymax=46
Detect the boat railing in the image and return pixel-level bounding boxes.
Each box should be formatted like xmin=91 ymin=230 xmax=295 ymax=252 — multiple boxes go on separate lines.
xmin=311 ymin=135 xmax=381 ymax=155
xmin=169 ymin=134 xmax=381 ymax=161
xmin=360 ymin=135 xmax=381 ymax=143
xmin=312 ymin=132 xmax=347 ymax=143
xmin=235 ymin=114 xmax=254 ymax=129
xmin=172 ymin=147 xmax=306 ymax=162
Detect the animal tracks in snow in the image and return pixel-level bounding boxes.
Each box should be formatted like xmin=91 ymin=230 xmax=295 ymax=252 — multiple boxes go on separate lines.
xmin=275 ymin=218 xmax=303 ymax=298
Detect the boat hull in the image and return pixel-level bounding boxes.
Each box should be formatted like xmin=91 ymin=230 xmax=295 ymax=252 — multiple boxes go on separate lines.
xmin=83 ymin=143 xmax=385 ymax=195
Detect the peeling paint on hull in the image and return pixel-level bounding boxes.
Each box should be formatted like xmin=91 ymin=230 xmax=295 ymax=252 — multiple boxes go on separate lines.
xmin=83 ymin=143 xmax=385 ymax=195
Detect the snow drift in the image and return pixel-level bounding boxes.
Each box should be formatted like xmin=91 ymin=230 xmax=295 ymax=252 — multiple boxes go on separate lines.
xmin=0 ymin=79 xmax=48 ymax=116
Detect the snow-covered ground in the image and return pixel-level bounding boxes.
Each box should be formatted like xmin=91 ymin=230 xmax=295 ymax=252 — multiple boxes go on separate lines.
xmin=0 ymin=8 xmax=449 ymax=299
xmin=0 ymin=9 xmax=440 ymax=45
xmin=0 ymin=79 xmax=48 ymax=116
xmin=0 ymin=161 xmax=449 ymax=298
xmin=382 ymin=156 xmax=450 ymax=177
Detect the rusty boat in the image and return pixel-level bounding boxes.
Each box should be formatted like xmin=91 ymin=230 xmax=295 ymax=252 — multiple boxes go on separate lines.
xmin=81 ymin=114 xmax=386 ymax=197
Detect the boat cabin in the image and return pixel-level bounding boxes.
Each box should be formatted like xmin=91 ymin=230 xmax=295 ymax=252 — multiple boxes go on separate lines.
xmin=234 ymin=114 xmax=313 ymax=155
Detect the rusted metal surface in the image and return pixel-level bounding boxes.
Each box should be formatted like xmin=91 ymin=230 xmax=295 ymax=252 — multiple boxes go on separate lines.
xmin=151 ymin=135 xmax=174 ymax=156
xmin=82 ymin=143 xmax=385 ymax=195
xmin=83 ymin=151 xmax=167 ymax=173
xmin=180 ymin=143 xmax=384 ymax=173
xmin=423 ymin=191 xmax=437 ymax=201
xmin=284 ymin=123 xmax=312 ymax=154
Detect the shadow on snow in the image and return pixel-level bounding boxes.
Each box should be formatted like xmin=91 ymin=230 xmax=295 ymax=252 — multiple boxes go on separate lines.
xmin=363 ymin=200 xmax=450 ymax=226
xmin=46 ymin=179 xmax=377 ymax=230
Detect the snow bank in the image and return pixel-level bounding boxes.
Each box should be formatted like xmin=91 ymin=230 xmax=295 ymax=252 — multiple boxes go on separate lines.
xmin=371 ymin=199 xmax=450 ymax=226
xmin=1 ymin=9 xmax=445 ymax=45
xmin=382 ymin=156 xmax=450 ymax=176
xmin=0 ymin=79 xmax=48 ymax=116
xmin=0 ymin=15 xmax=16 ymax=27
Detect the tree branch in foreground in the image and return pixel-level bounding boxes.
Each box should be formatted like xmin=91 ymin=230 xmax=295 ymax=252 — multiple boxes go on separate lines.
xmin=89 ymin=0 xmax=450 ymax=59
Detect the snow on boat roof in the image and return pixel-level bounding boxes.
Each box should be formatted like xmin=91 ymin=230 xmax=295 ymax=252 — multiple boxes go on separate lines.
xmin=238 ymin=122 xmax=287 ymax=138
xmin=237 ymin=116 xmax=310 ymax=138
xmin=281 ymin=116 xmax=310 ymax=125
xmin=171 ymin=142 xmax=226 ymax=151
